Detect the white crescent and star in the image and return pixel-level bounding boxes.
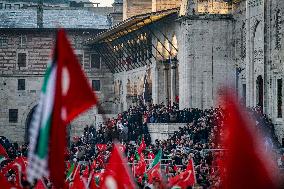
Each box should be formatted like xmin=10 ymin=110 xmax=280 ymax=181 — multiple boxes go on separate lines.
xmin=105 ymin=175 xmax=118 ymax=189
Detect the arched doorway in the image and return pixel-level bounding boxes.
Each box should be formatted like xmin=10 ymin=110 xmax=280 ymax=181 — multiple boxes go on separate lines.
xmin=25 ymin=105 xmax=37 ymax=144
xmin=256 ymin=75 xmax=263 ymax=110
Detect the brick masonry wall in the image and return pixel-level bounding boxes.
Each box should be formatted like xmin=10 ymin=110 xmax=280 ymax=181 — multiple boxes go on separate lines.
xmin=123 ymin=0 xmax=152 ymax=20
xmin=0 ymin=29 xmax=114 ymax=143
xmin=152 ymin=0 xmax=182 ymax=12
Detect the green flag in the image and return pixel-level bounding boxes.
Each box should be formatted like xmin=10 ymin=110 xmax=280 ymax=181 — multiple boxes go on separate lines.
xmin=66 ymin=163 xmax=75 ymax=180
xmin=149 ymin=149 xmax=162 ymax=169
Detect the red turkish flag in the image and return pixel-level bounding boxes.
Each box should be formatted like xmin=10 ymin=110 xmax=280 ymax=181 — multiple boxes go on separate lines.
xmin=117 ymin=143 xmax=126 ymax=153
xmin=220 ymin=90 xmax=279 ymax=189
xmin=96 ymin=144 xmax=107 ymax=152
xmin=135 ymin=153 xmax=146 ymax=177
xmin=34 ymin=179 xmax=47 ymax=189
xmin=82 ymin=165 xmax=89 ymax=179
xmin=101 ymin=143 xmax=136 ymax=189
xmin=137 ymin=137 xmax=146 ymax=154
xmin=147 ymin=162 xmax=161 ymax=184
xmin=89 ymin=172 xmax=97 ymax=189
xmin=70 ymin=168 xmax=85 ymax=189
xmin=169 ymin=158 xmax=196 ymax=188
xmin=148 ymin=152 xmax=155 ymax=159
xmin=91 ymin=159 xmax=97 ymax=170
xmin=0 ymin=172 xmax=14 ymax=189
xmin=49 ymin=29 xmax=98 ymax=188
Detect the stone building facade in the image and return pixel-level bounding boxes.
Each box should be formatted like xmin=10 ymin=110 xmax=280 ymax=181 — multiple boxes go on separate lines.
xmin=2 ymin=0 xmax=284 ymax=145
xmin=0 ymin=28 xmax=117 ymax=142
xmin=90 ymin=0 xmax=284 ymax=144
xmin=179 ymin=0 xmax=284 ymax=143
xmin=0 ymin=6 xmax=118 ymax=143
xmin=123 ymin=0 xmax=182 ymax=20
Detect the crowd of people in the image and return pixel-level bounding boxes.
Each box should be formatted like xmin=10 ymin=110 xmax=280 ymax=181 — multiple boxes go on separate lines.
xmin=68 ymin=103 xmax=284 ymax=188
xmin=0 ymin=102 xmax=284 ymax=188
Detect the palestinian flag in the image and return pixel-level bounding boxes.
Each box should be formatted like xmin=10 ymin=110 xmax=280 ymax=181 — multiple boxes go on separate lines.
xmin=148 ymin=149 xmax=162 ymax=170
xmin=146 ymin=149 xmax=162 ymax=184
xmin=27 ymin=29 xmax=97 ymax=188
xmin=66 ymin=163 xmax=77 ymax=181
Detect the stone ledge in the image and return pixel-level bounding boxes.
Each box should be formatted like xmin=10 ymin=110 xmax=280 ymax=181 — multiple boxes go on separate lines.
xmin=148 ymin=123 xmax=186 ymax=142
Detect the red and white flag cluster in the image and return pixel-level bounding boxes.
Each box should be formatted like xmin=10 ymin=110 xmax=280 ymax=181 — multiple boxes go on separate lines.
xmin=0 ymin=30 xmax=281 ymax=189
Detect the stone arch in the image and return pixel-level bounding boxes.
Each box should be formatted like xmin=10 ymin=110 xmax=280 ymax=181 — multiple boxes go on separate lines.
xmin=24 ymin=105 xmax=37 ymax=144
xmin=252 ymin=19 xmax=264 ymax=107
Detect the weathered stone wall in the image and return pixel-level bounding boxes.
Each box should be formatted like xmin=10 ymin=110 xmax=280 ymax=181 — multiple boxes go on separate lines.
xmin=152 ymin=0 xmax=182 ymax=12
xmin=71 ymin=113 xmax=117 ymax=138
xmin=123 ymin=0 xmax=181 ymax=20
xmin=178 ymin=15 xmax=235 ymax=109
xmin=232 ymin=0 xmax=247 ymax=101
xmin=148 ymin=123 xmax=186 ymax=142
xmin=265 ymin=0 xmax=284 ymax=142
xmin=232 ymin=0 xmax=284 ymax=142
xmin=123 ymin=0 xmax=152 ymax=20
xmin=0 ymin=29 xmax=114 ymax=143
xmin=245 ymin=0 xmax=265 ymax=109
xmin=113 ymin=66 xmax=151 ymax=111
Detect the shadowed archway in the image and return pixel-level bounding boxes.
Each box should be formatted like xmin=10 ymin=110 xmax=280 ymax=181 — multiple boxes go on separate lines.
xmin=256 ymin=75 xmax=263 ymax=110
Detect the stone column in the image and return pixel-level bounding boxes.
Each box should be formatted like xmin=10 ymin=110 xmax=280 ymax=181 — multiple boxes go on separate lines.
xmin=163 ymin=63 xmax=169 ymax=105
xmin=152 ymin=63 xmax=159 ymax=104
xmin=122 ymin=71 xmax=128 ymax=111
xmin=170 ymin=59 xmax=177 ymax=105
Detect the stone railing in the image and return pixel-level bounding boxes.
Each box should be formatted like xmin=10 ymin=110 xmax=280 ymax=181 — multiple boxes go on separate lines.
xmin=147 ymin=123 xmax=187 ymax=142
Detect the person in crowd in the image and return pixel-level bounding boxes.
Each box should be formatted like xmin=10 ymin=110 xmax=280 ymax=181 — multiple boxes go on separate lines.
xmin=0 ymin=103 xmax=282 ymax=188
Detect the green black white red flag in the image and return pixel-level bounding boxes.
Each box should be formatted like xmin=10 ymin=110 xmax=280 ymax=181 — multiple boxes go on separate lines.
xmin=27 ymin=29 xmax=98 ymax=188
xmin=146 ymin=149 xmax=162 ymax=184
